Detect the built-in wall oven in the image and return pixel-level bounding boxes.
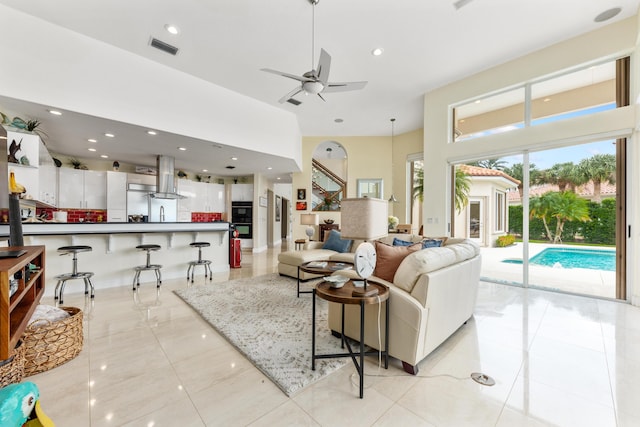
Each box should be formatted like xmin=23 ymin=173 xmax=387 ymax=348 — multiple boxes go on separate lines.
xmin=231 ymin=201 xmax=253 ymax=238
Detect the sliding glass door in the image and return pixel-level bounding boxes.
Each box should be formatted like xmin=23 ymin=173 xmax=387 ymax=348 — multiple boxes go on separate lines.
xmin=453 ymin=138 xmax=624 ymax=299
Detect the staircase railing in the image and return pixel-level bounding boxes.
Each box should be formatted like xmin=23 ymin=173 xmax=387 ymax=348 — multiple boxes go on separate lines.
xmin=311 ymin=159 xmax=346 ymax=211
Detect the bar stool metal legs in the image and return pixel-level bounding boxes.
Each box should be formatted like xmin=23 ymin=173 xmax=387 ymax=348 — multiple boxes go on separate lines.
xmin=133 ymin=244 xmax=162 ymax=290
xmin=54 ymin=245 xmax=95 ymax=305
xmin=187 ymin=242 xmax=213 ymax=283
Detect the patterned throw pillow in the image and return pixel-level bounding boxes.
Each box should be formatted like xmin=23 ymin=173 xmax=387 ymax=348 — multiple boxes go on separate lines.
xmin=322 ymin=230 xmax=353 ymax=253
xmin=373 ymin=241 xmax=421 ymax=282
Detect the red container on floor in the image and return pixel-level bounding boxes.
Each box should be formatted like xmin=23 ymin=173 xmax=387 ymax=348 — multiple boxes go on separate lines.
xmin=230 ymin=238 xmax=242 ymax=268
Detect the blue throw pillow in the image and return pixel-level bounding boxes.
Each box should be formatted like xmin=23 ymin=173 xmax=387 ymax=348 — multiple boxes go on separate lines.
xmin=392 ymin=237 xmax=413 ymax=247
xmin=422 ymin=239 xmax=444 ymax=249
xmin=322 ymin=230 xmax=352 ymax=253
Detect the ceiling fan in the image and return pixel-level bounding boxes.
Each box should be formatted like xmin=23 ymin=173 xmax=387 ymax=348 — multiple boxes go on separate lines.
xmin=260 ymin=0 xmax=367 ymax=105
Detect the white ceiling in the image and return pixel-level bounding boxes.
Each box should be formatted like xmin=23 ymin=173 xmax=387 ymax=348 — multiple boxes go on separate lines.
xmin=0 ymin=0 xmax=637 ymax=182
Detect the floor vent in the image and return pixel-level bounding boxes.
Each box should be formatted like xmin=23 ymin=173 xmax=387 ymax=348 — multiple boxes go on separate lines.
xmin=471 ymin=372 xmax=495 ymax=386
xmin=150 ymin=38 xmax=179 ymax=56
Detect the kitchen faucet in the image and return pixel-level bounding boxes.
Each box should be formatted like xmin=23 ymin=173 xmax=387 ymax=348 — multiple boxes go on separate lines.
xmin=160 ymin=205 xmax=165 ymax=222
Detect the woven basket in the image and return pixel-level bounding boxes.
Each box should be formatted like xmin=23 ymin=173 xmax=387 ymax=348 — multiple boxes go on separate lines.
xmin=22 ymin=306 xmax=83 ymax=376
xmin=0 ymin=341 xmax=25 ymax=387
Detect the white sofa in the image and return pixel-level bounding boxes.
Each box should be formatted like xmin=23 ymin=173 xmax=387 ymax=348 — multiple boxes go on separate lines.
xmin=277 ymin=240 xmax=361 ymax=280
xmin=327 ymin=236 xmax=481 ymax=374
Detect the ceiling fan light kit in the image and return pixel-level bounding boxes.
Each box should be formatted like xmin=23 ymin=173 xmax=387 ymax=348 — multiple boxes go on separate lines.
xmin=260 ymin=0 xmax=367 ymax=105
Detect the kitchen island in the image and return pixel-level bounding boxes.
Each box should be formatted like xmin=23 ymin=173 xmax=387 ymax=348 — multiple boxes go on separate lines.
xmin=0 ymin=221 xmax=230 ymax=296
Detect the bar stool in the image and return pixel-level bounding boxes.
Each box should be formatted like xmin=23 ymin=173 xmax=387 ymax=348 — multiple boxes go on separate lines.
xmin=187 ymin=242 xmax=213 ymax=283
xmin=54 ymin=245 xmax=95 ymax=305
xmin=133 ymin=244 xmax=162 ymax=290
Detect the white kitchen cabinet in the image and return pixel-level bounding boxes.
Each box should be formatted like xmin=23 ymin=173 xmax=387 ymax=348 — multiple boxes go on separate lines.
xmin=207 ymin=183 xmax=225 ymax=212
xmin=231 ymin=184 xmax=253 ymax=202
xmin=38 ymin=163 xmax=57 ymax=207
xmin=177 ymin=179 xmax=196 ymax=221
xmin=107 ymin=171 xmax=127 ymax=222
xmin=58 ymin=168 xmax=106 ymax=209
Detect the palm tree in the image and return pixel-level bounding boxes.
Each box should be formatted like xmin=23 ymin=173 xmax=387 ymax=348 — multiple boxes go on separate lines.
xmin=503 ymin=163 xmax=539 ymax=198
xmin=578 ymin=154 xmax=616 ymax=202
xmin=454 ymin=166 xmax=471 ymax=213
xmin=468 ymin=158 xmax=508 ymax=171
xmin=412 ymin=165 xmax=424 ymax=202
xmin=540 ymin=162 xmax=585 ymax=192
xmin=529 ymin=191 xmax=590 ymax=243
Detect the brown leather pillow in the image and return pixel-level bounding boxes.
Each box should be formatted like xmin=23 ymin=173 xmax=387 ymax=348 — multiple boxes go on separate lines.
xmin=373 ymin=241 xmax=421 ymax=282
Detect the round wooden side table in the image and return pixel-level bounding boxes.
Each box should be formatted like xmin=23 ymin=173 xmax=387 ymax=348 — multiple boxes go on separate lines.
xmin=311 ymin=279 xmax=389 ymax=398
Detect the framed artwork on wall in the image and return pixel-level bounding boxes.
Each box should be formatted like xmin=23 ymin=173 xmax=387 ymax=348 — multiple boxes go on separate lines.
xmin=297 ymin=188 xmax=306 ymax=200
xmin=275 ymin=195 xmax=281 ymax=221
xmin=296 ymin=201 xmax=307 ymax=210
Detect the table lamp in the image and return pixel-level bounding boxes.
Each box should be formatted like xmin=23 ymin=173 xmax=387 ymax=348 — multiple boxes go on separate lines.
xmin=300 ymin=213 xmax=318 ymax=240
xmin=340 ymin=198 xmax=388 ymax=297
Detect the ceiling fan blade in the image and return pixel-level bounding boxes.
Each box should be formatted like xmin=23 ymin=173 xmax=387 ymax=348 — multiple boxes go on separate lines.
xmin=322 ymin=81 xmax=368 ymax=93
xmin=316 ymin=49 xmax=331 ymax=84
xmin=261 ymin=68 xmax=313 ymax=83
xmin=317 ymin=92 xmax=326 ymax=102
xmin=278 ymin=87 xmax=304 ymax=104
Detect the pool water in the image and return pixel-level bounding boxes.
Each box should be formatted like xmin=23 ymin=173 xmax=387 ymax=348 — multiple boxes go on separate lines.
xmin=502 ymin=248 xmax=615 ymax=271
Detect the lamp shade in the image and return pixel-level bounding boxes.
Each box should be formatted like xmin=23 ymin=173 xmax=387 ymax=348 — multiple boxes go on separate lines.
xmin=300 ymin=213 xmax=318 ymax=226
xmin=340 ymin=198 xmax=388 ymax=240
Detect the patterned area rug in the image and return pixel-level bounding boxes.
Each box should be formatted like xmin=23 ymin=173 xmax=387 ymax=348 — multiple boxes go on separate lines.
xmin=174 ymin=273 xmax=348 ymax=396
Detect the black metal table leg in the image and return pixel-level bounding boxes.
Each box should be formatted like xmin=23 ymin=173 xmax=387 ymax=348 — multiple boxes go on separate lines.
xmin=311 ymin=288 xmax=316 ymax=370
xmin=385 ymin=297 xmax=389 ymax=369
xmin=359 ymin=300 xmax=365 ymax=398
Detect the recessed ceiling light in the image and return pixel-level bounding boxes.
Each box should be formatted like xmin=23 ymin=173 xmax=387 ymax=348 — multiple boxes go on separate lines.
xmin=277 ymin=177 xmax=281 ymax=180
xmin=267 ymin=167 xmax=273 ymax=170
xmin=88 ymin=138 xmax=97 ymax=143
xmin=88 ymin=148 xmax=96 ymax=152
xmin=231 ymin=157 xmax=238 ymax=161
xmin=371 ymin=48 xmax=384 ymax=56
xmin=543 ymin=98 xmax=551 ymax=102
xmin=178 ymin=147 xmax=186 ymax=151
xmin=334 ymin=118 xmax=344 ymax=123
xmin=48 ymin=110 xmax=62 ymax=116
xmin=474 ymin=100 xmax=481 ymax=104
xmin=147 ymin=130 xmax=157 ymax=135
xmin=104 ymin=133 xmax=115 ymax=138
xmin=202 ymin=169 xmax=208 ymax=172
xmin=100 ymin=155 xmax=109 ymax=159
xmin=165 ymin=24 xmax=180 ymax=35
xmin=594 ymin=7 xmax=621 ymax=23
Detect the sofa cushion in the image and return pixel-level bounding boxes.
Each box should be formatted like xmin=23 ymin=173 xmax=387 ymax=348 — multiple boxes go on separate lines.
xmin=373 ymin=241 xmax=421 ymax=282
xmin=329 ymin=252 xmax=356 ymax=263
xmin=394 ymin=247 xmax=458 ymax=293
xmin=278 ymin=249 xmax=340 ymax=266
xmin=322 ymin=230 xmax=353 ymax=253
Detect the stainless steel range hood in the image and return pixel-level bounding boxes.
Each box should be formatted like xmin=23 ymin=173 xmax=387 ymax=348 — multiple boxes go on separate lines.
xmin=150 ymin=155 xmax=185 ymax=199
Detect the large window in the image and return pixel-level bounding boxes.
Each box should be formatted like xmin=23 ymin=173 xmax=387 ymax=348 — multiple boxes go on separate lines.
xmin=452 ymin=58 xmax=620 ymax=143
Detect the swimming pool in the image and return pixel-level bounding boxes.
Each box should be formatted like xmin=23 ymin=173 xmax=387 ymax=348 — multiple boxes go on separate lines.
xmin=502 ymin=247 xmax=615 ymax=271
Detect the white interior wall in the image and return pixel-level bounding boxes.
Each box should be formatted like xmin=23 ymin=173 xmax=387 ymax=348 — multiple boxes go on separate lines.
xmin=0 ymin=5 xmax=302 ymax=167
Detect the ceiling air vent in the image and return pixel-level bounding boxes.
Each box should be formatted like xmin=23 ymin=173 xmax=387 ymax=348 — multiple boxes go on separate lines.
xmin=150 ymin=37 xmax=179 ymax=56
xmin=286 ymin=98 xmax=302 ymax=106
xmin=226 ymin=165 xmax=236 ymax=169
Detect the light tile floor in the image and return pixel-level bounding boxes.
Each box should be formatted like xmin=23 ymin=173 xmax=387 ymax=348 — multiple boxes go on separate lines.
xmin=26 ymin=242 xmax=640 ymax=426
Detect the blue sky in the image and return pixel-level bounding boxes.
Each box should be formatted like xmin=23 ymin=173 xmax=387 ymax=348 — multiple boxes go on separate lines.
xmin=501 ymin=140 xmax=616 ymax=170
